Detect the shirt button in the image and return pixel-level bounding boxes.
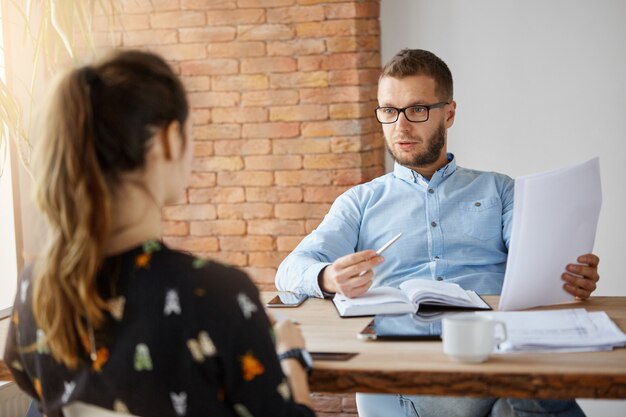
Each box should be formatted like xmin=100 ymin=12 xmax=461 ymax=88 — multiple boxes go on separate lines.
xmin=431 ymin=221 xmax=437 ymax=227
xmin=428 ymin=188 xmax=434 ymax=194
xmin=436 ymin=276 xmax=443 ymax=281
xmin=434 ymin=256 xmax=440 ymax=259
xmin=475 ymin=202 xmax=481 ymax=207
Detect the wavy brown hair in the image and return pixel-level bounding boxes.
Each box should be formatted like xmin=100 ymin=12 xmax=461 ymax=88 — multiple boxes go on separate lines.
xmin=32 ymin=50 xmax=188 ymax=368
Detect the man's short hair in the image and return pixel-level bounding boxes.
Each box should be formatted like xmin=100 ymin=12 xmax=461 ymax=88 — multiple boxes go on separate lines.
xmin=381 ymin=49 xmax=453 ymax=101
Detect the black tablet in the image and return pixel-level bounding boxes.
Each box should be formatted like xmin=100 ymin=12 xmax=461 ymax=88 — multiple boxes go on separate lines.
xmin=357 ymin=312 xmax=458 ymax=341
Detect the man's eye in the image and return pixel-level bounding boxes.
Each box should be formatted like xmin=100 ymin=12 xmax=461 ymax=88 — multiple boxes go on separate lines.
xmin=408 ymin=106 xmax=426 ymax=114
xmin=381 ymin=108 xmax=396 ymax=114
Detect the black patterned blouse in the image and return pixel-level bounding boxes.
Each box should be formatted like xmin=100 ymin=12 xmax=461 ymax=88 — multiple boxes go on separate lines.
xmin=3 ymin=240 xmax=315 ymax=417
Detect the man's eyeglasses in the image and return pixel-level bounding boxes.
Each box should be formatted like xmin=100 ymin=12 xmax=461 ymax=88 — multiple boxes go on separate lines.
xmin=374 ymin=102 xmax=449 ymax=124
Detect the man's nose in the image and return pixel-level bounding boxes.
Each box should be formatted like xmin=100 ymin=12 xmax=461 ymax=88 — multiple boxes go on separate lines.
xmin=395 ymin=111 xmax=411 ymax=129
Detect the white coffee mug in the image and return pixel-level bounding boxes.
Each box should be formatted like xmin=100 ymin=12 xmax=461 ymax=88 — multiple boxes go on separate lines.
xmin=442 ymin=314 xmax=507 ymax=363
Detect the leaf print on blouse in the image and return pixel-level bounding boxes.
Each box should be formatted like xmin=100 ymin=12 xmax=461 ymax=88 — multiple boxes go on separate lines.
xmin=34 ymin=378 xmax=42 ymax=398
xmin=187 ymin=331 xmax=217 ymax=363
xmin=237 ymin=293 xmax=258 ymax=319
xmin=92 ymin=347 xmax=110 ymax=372
xmin=135 ymin=240 xmax=162 ymax=269
xmin=114 ymin=399 xmax=130 ymax=414
xmin=10 ymin=360 xmax=23 ymax=372
xmin=170 ymin=392 xmax=187 ymax=416
xmin=192 ymin=257 xmax=208 ymax=269
xmin=240 ymin=352 xmax=265 ymax=382
xmin=164 ymin=289 xmax=181 ymax=316
xmin=36 ymin=329 xmax=50 ymax=355
xmin=61 ymin=381 xmax=76 ymax=403
xmin=134 ymin=344 xmax=153 ymax=371
xmin=234 ymin=403 xmax=254 ymax=417
xmin=107 ymin=296 xmax=126 ymax=321
xmin=11 ymin=311 xmax=18 ymax=326
xmin=277 ymin=380 xmax=291 ymax=400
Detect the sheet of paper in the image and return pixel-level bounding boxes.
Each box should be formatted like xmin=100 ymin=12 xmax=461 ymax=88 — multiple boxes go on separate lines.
xmin=499 ymin=158 xmax=602 ymax=311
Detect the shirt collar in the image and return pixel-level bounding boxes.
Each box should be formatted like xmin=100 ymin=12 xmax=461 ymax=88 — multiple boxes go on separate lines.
xmin=393 ymin=153 xmax=458 ymax=185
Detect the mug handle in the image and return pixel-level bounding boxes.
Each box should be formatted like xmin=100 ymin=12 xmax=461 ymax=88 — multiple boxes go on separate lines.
xmin=494 ymin=321 xmax=507 ymax=344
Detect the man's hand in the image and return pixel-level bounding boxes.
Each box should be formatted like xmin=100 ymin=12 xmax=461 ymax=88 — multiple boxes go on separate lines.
xmin=319 ymin=250 xmax=384 ymax=298
xmin=562 ymin=253 xmax=600 ymax=300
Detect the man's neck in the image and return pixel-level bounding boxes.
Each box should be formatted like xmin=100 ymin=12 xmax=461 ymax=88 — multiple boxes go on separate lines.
xmin=406 ymin=156 xmax=450 ymax=181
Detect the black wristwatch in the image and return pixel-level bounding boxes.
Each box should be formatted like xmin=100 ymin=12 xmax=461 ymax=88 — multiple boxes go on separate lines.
xmin=278 ymin=348 xmax=314 ymax=375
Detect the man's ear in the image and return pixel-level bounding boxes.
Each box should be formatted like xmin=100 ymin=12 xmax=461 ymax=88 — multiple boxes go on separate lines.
xmin=445 ymin=100 xmax=457 ymax=128
xmin=161 ymin=121 xmax=184 ymax=161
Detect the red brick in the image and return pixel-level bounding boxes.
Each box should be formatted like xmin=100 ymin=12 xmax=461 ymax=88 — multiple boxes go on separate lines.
xmin=193 ymin=141 xmax=214 ymax=157
xmin=326 ymin=35 xmax=379 ymax=53
xmin=248 ymin=219 xmax=305 ymax=235
xmin=267 ymin=39 xmax=326 ymax=56
xmin=188 ymin=187 xmax=245 ymax=203
xmin=188 ymin=91 xmax=240 ymax=108
xmin=243 ymin=267 xmax=277 ymax=286
xmin=150 ymin=11 xmax=206 ymax=28
xmin=245 ymin=155 xmax=301 ymax=171
xmin=300 ymin=86 xmax=366 ymax=104
xmin=328 ymin=69 xmax=380 ymax=86
xmin=214 ymin=139 xmax=271 ymax=156
xmin=275 ymin=203 xmax=330 ymax=219
xmin=321 ymin=52 xmax=380 ymax=70
xmin=270 ymin=104 xmax=328 ymax=122
xmin=267 ymin=5 xmax=324 ymax=23
xmin=270 ymin=71 xmax=327 ymax=88
xmin=206 ymin=9 xmax=265 ymax=25
xmin=361 ymin=149 xmax=384 ymax=167
xmin=212 ymin=75 xmax=269 ymax=91
xmin=273 ymin=138 xmax=330 ymax=154
xmin=218 ymin=203 xmax=274 ymax=219
xmin=180 ymin=76 xmax=209 ymax=93
xmin=162 ymin=204 xmax=217 ymax=221
xmin=118 ymin=0 xmax=178 ymax=13
xmin=181 ymin=58 xmax=238 ymax=75
xmin=241 ymin=90 xmax=299 ymax=107
xmin=179 ymin=26 xmax=236 ymax=43
xmin=188 ymin=172 xmax=217 ymax=188
xmin=208 ymin=41 xmax=266 ymax=57
xmin=330 ymin=102 xmax=372 ymax=119
xmin=217 ymin=171 xmax=274 ymax=186
xmin=93 ymin=15 xmax=150 ymax=31
xmin=164 ymin=236 xmax=219 ymax=252
xmin=301 ymin=119 xmax=369 ymax=137
xmin=331 ymin=168 xmax=368 ymax=186
xmin=193 ymin=124 xmax=241 ymax=140
xmin=325 ymin=2 xmax=379 ymax=19
xmin=276 ymin=236 xmax=304 ymax=251
xmin=275 ymin=170 xmax=331 ymax=186
xmin=242 ymin=122 xmax=299 ymax=138
xmin=238 ymin=24 xmax=294 ymax=41
xmin=248 ymin=251 xmax=291 ymax=268
xmin=220 ymin=236 xmax=274 ymax=251
xmin=190 ymin=220 xmax=246 ymax=236
xmin=193 ymin=156 xmax=244 ymax=172
xmin=303 ymin=153 xmax=361 ymax=169
xmin=304 ymin=186 xmax=349 ymax=202
xmin=182 ymin=0 xmax=236 ymax=10
xmin=149 ymin=43 xmax=206 ymax=60
xmin=241 ymin=57 xmax=297 ymax=74
xmin=191 ymin=109 xmax=211 ymax=125
xmin=296 ymin=19 xmax=357 ymax=37
xmin=212 ymin=107 xmax=268 ymax=123
xmin=305 ymin=218 xmax=322 ymax=233
xmin=245 ymin=187 xmax=303 ymax=203
xmin=123 ymin=30 xmax=177 ymax=46
xmin=239 ymin=0 xmax=294 ymax=7
xmin=297 ymin=0 xmax=347 ymax=3
xmin=201 ymin=252 xmax=247 ymax=267
xmin=162 ymin=221 xmax=189 ymax=236
xmin=297 ymin=55 xmax=324 ymax=71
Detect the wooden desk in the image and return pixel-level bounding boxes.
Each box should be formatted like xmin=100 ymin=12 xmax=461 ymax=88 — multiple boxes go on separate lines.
xmin=263 ymin=294 xmax=626 ymax=399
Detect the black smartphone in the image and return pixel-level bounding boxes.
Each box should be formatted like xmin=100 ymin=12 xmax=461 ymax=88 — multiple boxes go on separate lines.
xmin=266 ymin=292 xmax=308 ymax=308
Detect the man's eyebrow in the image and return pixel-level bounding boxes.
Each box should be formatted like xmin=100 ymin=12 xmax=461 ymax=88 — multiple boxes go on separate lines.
xmin=379 ymin=101 xmax=427 ymax=108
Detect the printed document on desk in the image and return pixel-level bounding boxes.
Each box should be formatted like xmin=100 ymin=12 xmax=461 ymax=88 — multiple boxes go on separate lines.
xmin=499 ymin=157 xmax=602 ymax=311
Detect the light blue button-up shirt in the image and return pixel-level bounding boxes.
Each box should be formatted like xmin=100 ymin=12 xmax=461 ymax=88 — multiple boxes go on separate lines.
xmin=275 ymin=155 xmax=515 ymax=298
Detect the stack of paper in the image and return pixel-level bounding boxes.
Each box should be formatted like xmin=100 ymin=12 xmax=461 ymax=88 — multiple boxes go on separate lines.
xmin=477 ymin=309 xmax=626 ymax=353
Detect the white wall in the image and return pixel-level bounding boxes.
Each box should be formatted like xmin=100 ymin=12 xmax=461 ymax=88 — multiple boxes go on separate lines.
xmin=380 ymin=1 xmax=626 ymax=416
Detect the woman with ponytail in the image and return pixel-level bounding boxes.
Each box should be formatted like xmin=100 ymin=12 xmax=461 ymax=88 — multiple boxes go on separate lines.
xmin=4 ymin=50 xmax=315 ymax=417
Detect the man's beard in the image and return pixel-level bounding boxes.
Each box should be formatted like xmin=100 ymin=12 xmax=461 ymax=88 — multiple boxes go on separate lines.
xmin=385 ymin=122 xmax=446 ymax=168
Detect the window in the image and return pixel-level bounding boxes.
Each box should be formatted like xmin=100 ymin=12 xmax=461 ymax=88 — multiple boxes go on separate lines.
xmin=0 ymin=4 xmax=20 ymax=318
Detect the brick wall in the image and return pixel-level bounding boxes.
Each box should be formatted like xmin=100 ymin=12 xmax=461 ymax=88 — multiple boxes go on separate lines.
xmin=94 ymin=1 xmax=384 ymax=414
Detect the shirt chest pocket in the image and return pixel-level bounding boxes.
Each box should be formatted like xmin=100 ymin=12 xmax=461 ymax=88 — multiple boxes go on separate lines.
xmin=459 ymin=197 xmax=502 ymax=241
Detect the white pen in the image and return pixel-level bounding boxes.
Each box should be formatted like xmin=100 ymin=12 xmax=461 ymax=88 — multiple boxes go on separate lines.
xmin=358 ymin=232 xmax=403 ymax=276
